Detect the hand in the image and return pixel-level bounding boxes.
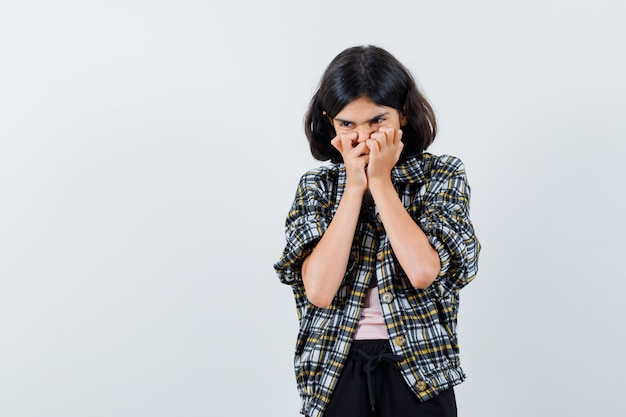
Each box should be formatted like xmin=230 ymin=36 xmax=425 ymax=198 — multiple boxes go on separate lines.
xmin=365 ymin=127 xmax=404 ymax=184
xmin=331 ymin=132 xmax=369 ymax=193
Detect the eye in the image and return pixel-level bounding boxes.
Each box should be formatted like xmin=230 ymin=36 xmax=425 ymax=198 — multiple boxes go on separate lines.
xmin=339 ymin=121 xmax=353 ymax=128
xmin=371 ymin=117 xmax=385 ymax=125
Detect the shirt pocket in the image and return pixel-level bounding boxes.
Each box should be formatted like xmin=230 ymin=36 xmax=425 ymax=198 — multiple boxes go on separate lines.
xmin=396 ymin=289 xmax=457 ymax=367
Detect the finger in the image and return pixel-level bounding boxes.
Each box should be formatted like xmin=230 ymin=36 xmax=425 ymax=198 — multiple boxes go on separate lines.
xmin=351 ymin=141 xmax=370 ymax=157
xmin=365 ymin=138 xmax=379 ymax=153
xmin=340 ymin=132 xmax=358 ymax=149
xmin=370 ymin=129 xmax=387 ymax=145
xmin=394 ymin=128 xmax=403 ymax=146
xmin=331 ymin=135 xmax=343 ymax=152
xmin=381 ymin=127 xmax=397 ymax=144
xmin=395 ymin=140 xmax=404 ymax=161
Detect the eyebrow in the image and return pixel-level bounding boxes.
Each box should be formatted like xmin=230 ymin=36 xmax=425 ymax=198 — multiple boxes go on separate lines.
xmin=334 ymin=112 xmax=390 ymax=124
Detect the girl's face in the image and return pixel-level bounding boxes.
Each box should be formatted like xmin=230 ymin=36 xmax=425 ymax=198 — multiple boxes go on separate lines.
xmin=330 ymin=96 xmax=406 ymax=143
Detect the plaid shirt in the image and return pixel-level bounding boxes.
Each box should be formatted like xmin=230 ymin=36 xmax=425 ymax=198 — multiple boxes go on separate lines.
xmin=274 ymin=153 xmax=480 ymax=417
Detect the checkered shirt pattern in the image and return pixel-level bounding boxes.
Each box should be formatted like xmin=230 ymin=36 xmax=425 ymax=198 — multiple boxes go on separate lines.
xmin=274 ymin=153 xmax=481 ymax=417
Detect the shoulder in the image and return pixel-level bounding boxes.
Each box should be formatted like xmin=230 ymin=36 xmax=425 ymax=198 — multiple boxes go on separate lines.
xmin=413 ymin=153 xmax=470 ymax=194
xmin=297 ymin=163 xmax=343 ymax=187
xmin=393 ymin=153 xmax=466 ymax=184
xmin=420 ymin=153 xmax=466 ymax=176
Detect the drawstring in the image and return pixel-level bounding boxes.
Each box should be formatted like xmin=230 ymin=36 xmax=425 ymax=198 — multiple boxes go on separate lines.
xmin=356 ymin=348 xmax=404 ymax=412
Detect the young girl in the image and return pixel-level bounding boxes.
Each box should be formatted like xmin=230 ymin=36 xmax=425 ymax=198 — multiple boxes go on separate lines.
xmin=274 ymin=45 xmax=480 ymax=417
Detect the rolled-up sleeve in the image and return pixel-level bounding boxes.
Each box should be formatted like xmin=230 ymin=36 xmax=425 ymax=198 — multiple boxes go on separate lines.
xmin=417 ymin=157 xmax=481 ymax=295
xmin=274 ymin=172 xmax=331 ymax=285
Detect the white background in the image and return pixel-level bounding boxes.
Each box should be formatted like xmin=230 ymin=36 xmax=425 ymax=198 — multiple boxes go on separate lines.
xmin=1 ymin=1 xmax=625 ymax=416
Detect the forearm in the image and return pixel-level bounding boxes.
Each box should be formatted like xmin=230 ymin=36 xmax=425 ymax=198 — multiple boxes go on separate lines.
xmin=370 ymin=179 xmax=441 ymax=288
xmin=302 ymin=187 xmax=364 ymax=307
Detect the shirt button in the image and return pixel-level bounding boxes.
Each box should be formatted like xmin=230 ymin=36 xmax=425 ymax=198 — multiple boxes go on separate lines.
xmin=394 ymin=335 xmax=407 ymax=347
xmin=415 ymin=380 xmax=428 ymax=392
xmin=377 ymin=252 xmax=385 ymax=261
xmin=381 ymin=292 xmax=393 ymax=303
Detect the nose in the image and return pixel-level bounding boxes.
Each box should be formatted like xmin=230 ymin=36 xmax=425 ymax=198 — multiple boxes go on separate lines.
xmin=356 ymin=125 xmax=375 ymax=142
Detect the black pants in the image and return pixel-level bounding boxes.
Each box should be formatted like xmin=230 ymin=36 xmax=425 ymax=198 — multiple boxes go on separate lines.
xmin=322 ymin=340 xmax=457 ymax=417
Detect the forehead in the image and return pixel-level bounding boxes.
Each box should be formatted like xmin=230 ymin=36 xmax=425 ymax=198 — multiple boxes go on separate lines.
xmin=334 ymin=97 xmax=394 ymax=120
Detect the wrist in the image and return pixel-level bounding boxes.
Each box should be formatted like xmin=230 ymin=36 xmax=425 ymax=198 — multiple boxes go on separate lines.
xmin=367 ymin=175 xmax=393 ymax=194
xmin=343 ymin=184 xmax=367 ymax=199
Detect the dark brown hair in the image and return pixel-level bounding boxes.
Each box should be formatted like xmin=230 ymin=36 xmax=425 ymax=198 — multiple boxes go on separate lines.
xmin=304 ymin=45 xmax=437 ymax=163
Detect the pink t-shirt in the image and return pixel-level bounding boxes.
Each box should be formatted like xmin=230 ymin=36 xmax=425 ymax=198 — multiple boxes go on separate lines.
xmin=354 ymin=286 xmax=389 ymax=340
